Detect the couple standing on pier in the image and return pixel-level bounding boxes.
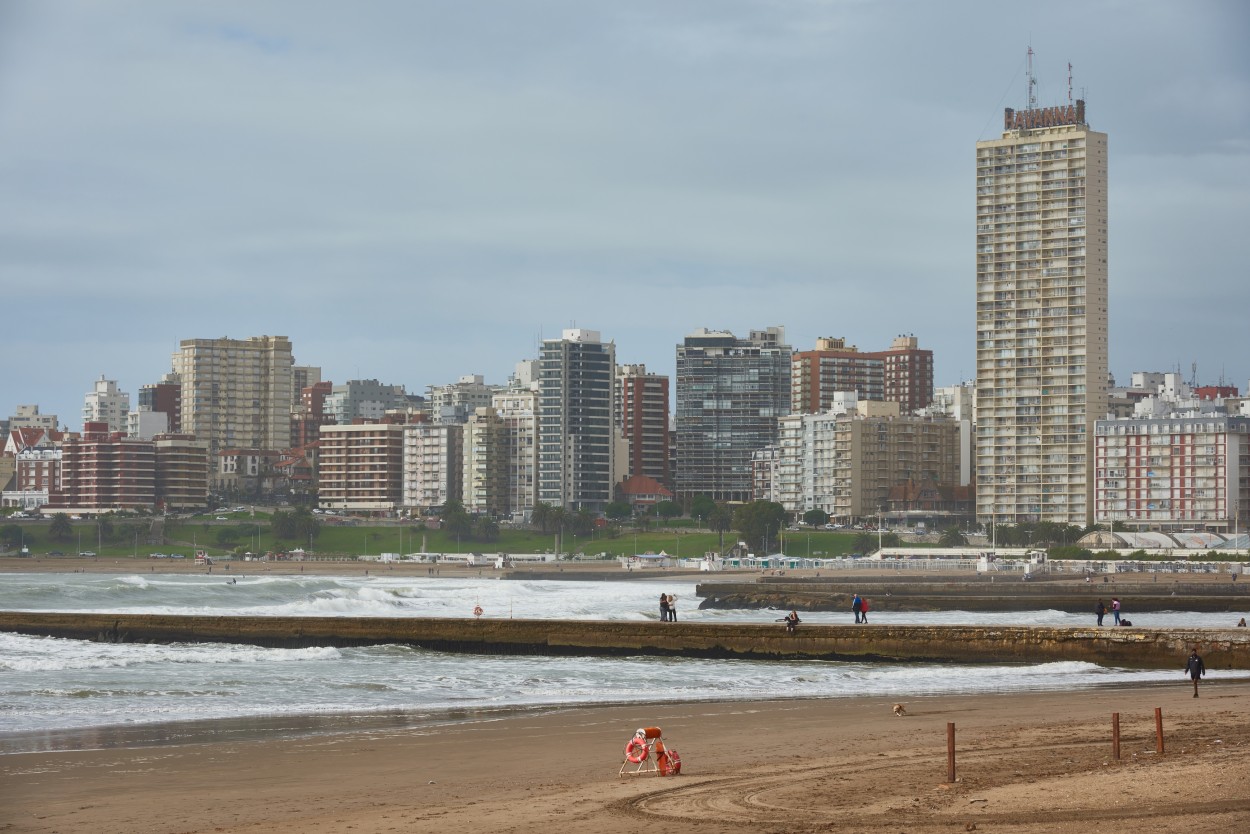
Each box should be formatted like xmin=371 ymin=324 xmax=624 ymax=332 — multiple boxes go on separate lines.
xmin=659 ymin=593 xmax=678 ymax=622
xmin=852 ymin=593 xmax=870 ymax=623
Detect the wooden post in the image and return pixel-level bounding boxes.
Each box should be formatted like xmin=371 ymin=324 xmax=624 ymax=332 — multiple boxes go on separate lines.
xmin=1155 ymin=707 xmax=1165 ymax=754
xmin=1111 ymin=712 xmax=1120 ymax=760
xmin=946 ymin=722 xmax=956 ymax=782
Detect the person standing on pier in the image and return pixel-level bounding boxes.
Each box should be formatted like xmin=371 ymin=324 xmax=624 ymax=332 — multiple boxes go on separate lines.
xmin=667 ymin=594 xmax=678 ymax=622
xmin=1186 ymin=648 xmax=1206 ymax=698
xmin=1095 ymin=599 xmax=1106 ymax=626
xmin=860 ymin=597 xmax=870 ymax=623
xmin=659 ymin=592 xmax=671 ymax=622
xmin=852 ymin=594 xmax=863 ymax=624
xmin=1111 ymin=597 xmax=1121 ymax=626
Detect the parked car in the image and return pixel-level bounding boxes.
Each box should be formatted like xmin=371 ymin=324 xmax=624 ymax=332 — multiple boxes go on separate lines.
xmin=79 ymin=551 xmax=96 ymax=557
xmin=47 ymin=550 xmax=64 ymax=557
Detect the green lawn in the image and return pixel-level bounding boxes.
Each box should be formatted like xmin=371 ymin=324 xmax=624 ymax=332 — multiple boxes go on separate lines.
xmin=8 ymin=516 xmax=864 ymax=560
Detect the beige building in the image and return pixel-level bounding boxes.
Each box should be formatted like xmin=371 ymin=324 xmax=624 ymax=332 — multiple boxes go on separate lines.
xmin=831 ymin=412 xmax=965 ymax=521
xmin=153 ymin=434 xmax=209 ymax=511
xmin=462 ymin=407 xmax=509 ymax=516
xmin=318 ymin=421 xmax=406 ymax=513
xmin=492 ymin=388 xmax=538 ymax=520
xmin=975 ymin=95 xmax=1108 ymax=525
xmin=172 ymin=335 xmax=294 ymax=457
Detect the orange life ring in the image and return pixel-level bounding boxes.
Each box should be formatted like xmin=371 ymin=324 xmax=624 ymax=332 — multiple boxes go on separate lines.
xmin=473 ymin=605 xmax=483 ymax=618
xmin=624 ymin=736 xmax=648 ymax=764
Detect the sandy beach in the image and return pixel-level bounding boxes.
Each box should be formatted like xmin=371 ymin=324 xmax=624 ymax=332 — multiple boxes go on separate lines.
xmin=2 ymin=682 xmax=1247 ymax=834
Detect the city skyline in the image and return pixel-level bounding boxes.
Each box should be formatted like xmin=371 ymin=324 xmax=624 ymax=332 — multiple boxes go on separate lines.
xmin=2 ymin=2 xmax=1248 ymax=425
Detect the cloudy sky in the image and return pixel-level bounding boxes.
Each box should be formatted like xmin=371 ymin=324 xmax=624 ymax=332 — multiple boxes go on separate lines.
xmin=2 ymin=0 xmax=1247 ymax=428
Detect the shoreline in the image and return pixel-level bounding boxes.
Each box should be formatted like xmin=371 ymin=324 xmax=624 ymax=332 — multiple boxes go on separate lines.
xmin=0 ymin=675 xmax=1187 ymax=757
xmin=4 ymin=684 xmax=1248 ymax=833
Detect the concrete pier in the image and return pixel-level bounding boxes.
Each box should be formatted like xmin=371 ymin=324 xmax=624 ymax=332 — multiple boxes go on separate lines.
xmin=2 ymin=612 xmax=1248 ymax=670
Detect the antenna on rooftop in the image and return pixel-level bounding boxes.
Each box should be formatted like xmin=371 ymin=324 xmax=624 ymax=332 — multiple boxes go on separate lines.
xmin=1068 ymin=62 xmax=1073 ymax=104
xmin=1026 ymin=45 xmax=1037 ymax=110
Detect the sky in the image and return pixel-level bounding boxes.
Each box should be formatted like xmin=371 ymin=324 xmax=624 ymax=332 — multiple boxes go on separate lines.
xmin=2 ymin=0 xmax=1248 ymax=429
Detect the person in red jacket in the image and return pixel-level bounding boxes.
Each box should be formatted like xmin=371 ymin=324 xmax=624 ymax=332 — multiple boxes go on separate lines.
xmin=860 ymin=597 xmax=870 ymax=623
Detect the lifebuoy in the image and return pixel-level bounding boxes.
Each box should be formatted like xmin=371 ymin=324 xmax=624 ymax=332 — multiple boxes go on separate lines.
xmin=473 ymin=605 xmax=483 ymax=618
xmin=624 ymin=736 xmax=649 ymax=764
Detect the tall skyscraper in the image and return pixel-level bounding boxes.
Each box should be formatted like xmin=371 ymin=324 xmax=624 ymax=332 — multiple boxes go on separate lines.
xmin=171 ymin=335 xmax=294 ymax=458
xmin=975 ymin=83 xmax=1108 ymax=525
xmin=537 ymin=329 xmax=616 ymax=512
xmin=675 ymin=327 xmax=791 ymax=502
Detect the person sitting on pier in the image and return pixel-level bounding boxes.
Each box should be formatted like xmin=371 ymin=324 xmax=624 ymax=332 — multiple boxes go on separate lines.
xmin=783 ymin=610 xmax=801 ymax=634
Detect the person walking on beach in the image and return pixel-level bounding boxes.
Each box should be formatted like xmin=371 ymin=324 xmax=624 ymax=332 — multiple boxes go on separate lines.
xmin=1095 ymin=599 xmax=1106 ymax=626
xmin=659 ymin=592 xmax=671 ymax=622
xmin=1111 ymin=597 xmax=1121 ymax=626
xmin=667 ymin=594 xmax=678 ymax=622
xmin=852 ymin=594 xmax=863 ymax=624
xmin=1186 ymin=648 xmax=1206 ymax=697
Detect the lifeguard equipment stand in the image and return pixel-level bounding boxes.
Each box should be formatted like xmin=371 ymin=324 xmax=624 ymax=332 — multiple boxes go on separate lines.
xmin=619 ymin=726 xmax=682 ymax=777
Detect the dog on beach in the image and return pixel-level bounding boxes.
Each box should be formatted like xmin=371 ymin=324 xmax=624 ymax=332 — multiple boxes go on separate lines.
xmin=892 ymin=703 xmax=907 ymax=717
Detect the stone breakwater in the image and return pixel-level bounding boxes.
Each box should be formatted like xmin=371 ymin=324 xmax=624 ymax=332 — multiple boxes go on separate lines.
xmin=697 ymin=578 xmax=1250 ymax=613
xmin=1 ymin=612 xmax=1248 ymax=670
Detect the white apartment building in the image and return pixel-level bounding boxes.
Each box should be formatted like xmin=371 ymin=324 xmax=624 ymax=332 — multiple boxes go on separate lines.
xmin=82 ymin=376 xmax=130 ymax=433
xmin=172 ymin=335 xmax=294 ymax=457
xmin=402 ymin=421 xmax=463 ymax=512
xmin=975 ymin=92 xmax=1108 ymax=525
xmin=1095 ymin=414 xmax=1250 ymax=532
xmin=427 ymin=375 xmax=500 ymax=424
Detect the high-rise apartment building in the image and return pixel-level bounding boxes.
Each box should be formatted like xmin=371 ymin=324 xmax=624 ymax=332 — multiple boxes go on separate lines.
xmin=537 ymin=329 xmax=616 ymax=512
xmin=675 ymin=327 xmax=791 ymax=502
xmin=791 ymin=336 xmax=933 ymax=415
xmin=82 ymin=376 xmax=131 ymax=434
xmin=462 ymin=407 xmax=509 ymax=516
xmin=172 ymin=335 xmax=294 ymax=458
xmin=616 ymin=364 xmax=671 ymax=488
xmin=975 ymin=88 xmax=1108 ymax=525
xmin=492 ymin=387 xmax=538 ymax=520
xmin=402 ymin=420 xmax=463 ymax=512
xmin=318 ymin=420 xmax=406 ymax=513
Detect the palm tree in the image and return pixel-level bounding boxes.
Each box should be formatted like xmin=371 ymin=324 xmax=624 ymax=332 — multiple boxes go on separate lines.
xmin=938 ymin=526 xmax=968 ymax=547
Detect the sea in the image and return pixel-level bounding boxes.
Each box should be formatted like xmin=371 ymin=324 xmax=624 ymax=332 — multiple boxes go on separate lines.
xmin=2 ymin=571 xmax=1246 ymax=755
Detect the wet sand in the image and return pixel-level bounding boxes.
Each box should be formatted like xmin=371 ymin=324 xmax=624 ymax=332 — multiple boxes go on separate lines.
xmin=3 ymin=682 xmax=1248 ymax=834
